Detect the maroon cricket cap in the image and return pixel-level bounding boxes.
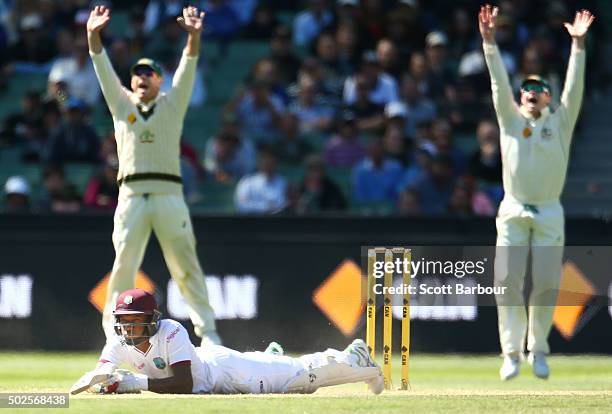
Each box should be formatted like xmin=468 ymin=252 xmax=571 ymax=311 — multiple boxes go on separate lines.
xmin=113 ymin=288 xmax=157 ymax=315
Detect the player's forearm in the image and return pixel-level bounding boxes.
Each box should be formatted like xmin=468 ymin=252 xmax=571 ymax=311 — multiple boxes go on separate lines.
xmin=185 ymin=32 xmax=200 ymax=57
xmin=87 ymin=30 xmax=103 ymax=54
xmin=147 ymin=375 xmax=193 ymax=394
xmin=482 ymin=43 xmax=516 ymax=122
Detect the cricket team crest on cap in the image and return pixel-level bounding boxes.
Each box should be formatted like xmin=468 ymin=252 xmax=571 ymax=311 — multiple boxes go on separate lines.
xmin=153 ymin=357 xmax=166 ymax=369
xmin=124 ymin=295 xmax=133 ymax=305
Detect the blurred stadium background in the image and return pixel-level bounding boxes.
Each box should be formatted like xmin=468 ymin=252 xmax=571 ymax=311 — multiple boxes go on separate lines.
xmin=0 ymin=0 xmax=610 ymax=356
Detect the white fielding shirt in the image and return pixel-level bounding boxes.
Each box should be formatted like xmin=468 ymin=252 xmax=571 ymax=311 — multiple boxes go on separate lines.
xmin=90 ymin=49 xmax=197 ymax=195
xmin=99 ymin=319 xmax=214 ymax=393
xmin=483 ymin=42 xmax=585 ymax=204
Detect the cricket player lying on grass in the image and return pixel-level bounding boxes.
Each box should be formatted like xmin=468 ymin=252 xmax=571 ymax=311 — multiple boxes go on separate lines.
xmin=71 ymin=289 xmax=383 ymax=395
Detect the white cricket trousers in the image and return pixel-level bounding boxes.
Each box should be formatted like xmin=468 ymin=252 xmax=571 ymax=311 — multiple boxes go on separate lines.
xmin=199 ymin=345 xmax=355 ymax=394
xmin=494 ymin=196 xmax=564 ymax=355
xmin=102 ymin=191 xmax=216 ymax=338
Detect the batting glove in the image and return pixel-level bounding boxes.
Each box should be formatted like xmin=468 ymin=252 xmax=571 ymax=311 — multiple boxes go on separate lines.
xmin=99 ymin=369 xmax=148 ymax=394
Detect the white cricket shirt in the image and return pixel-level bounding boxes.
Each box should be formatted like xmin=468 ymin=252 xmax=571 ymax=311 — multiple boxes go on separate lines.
xmin=99 ymin=319 xmax=213 ymax=393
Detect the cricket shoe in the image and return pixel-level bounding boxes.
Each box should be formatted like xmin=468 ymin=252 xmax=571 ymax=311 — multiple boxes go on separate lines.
xmin=499 ymin=353 xmax=521 ymax=381
xmin=200 ymin=331 xmax=222 ymax=347
xmin=528 ymin=352 xmax=549 ymax=379
xmin=344 ymin=339 xmax=384 ymax=394
xmin=265 ymin=341 xmax=284 ymax=356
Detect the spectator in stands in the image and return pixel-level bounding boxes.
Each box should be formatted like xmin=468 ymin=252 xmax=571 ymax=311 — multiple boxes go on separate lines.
xmin=385 ymin=4 xmax=426 ymax=60
xmin=227 ymin=78 xmax=285 ymax=143
xmin=293 ymin=0 xmax=333 ymax=48
xmin=3 ymin=176 xmax=31 ymax=213
xmin=290 ymin=75 xmax=334 ymax=135
xmin=313 ymin=30 xmax=344 ymax=96
xmin=201 ymin=0 xmax=241 ymax=41
xmin=348 ymin=73 xmax=385 ymax=134
xmin=383 ymin=101 xmax=409 ymax=140
xmin=376 ymin=38 xmax=401 ymax=82
xmin=145 ymin=15 xmax=184 ymax=62
xmin=0 ymin=90 xmax=43 ymax=147
xmin=143 ymin=0 xmax=185 ymax=34
xmin=335 ymin=22 xmax=360 ymax=77
xmin=274 ymin=113 xmax=313 ymax=165
xmin=109 ymin=38 xmax=134 ymax=88
xmin=204 ymin=120 xmax=256 ymax=182
xmin=8 ymin=13 xmax=56 ymax=67
xmin=352 ymin=138 xmax=402 ymax=204
xmin=242 ymin=2 xmax=279 ymax=40
xmin=84 ymin=156 xmax=119 ymax=210
xmin=408 ymin=52 xmax=431 ymax=99
xmin=469 ymin=119 xmax=502 ymax=185
xmin=447 ymin=8 xmax=475 ymax=61
xmin=441 ymin=78 xmax=488 ymax=133
xmin=396 ymin=141 xmax=436 ymax=195
xmin=424 ymin=31 xmax=455 ymax=103
xmin=448 ymin=176 xmax=495 ymax=217
xmin=44 ymin=98 xmax=100 ymax=164
xmin=382 ymin=122 xmax=410 ymax=166
xmin=430 ymin=117 xmax=466 ymax=175
xmin=39 ymin=164 xmax=81 ymax=213
xmin=268 ymin=26 xmax=301 ymax=86
xmin=397 ymin=188 xmax=421 ymax=216
xmin=251 ymin=57 xmax=289 ymax=104
xmin=343 ymin=51 xmax=399 ymax=106
xmin=399 ymin=74 xmax=436 ymax=139
xmin=235 ymin=145 xmax=287 ymax=213
xmin=21 ymin=98 xmax=62 ymax=162
xmin=324 ymin=109 xmax=366 ymax=168
xmin=48 ymin=36 xmax=100 ymax=106
xmin=408 ymin=153 xmax=455 ymax=215
xmin=295 ymin=154 xmax=347 ymax=213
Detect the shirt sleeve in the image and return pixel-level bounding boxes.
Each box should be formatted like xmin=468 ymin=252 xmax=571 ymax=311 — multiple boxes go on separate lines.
xmin=167 ymin=51 xmax=199 ymax=117
xmin=165 ymin=323 xmax=194 ymax=365
xmin=559 ymin=44 xmax=586 ymax=132
xmin=98 ymin=337 xmax=125 ymax=365
xmin=89 ymin=48 xmax=128 ymax=116
xmin=482 ymin=43 xmax=520 ymax=126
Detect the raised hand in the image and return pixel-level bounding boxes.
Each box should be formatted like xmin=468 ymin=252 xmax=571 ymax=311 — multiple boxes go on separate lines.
xmin=87 ymin=5 xmax=111 ymax=33
xmin=478 ymin=4 xmax=498 ymax=44
xmin=177 ymin=6 xmax=205 ymax=34
xmin=564 ymin=10 xmax=595 ymax=39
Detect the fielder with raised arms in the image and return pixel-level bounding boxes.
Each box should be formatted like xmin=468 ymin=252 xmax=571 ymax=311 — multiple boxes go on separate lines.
xmin=479 ymin=4 xmax=594 ymax=380
xmin=70 ymin=289 xmax=383 ymax=395
xmin=86 ymin=5 xmax=219 ymax=345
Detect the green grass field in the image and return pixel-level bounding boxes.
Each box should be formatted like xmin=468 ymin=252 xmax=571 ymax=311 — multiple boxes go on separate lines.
xmin=1 ymin=352 xmax=610 ymax=413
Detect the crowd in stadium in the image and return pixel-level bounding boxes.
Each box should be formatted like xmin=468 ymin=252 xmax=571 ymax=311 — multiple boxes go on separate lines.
xmin=0 ymin=0 xmax=605 ymax=215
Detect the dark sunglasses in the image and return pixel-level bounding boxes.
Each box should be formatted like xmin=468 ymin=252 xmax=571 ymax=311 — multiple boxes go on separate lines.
xmin=522 ymin=83 xmax=547 ymax=94
xmin=133 ymin=67 xmax=155 ymax=77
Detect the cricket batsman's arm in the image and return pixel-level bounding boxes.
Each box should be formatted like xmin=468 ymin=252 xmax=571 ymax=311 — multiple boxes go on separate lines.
xmin=168 ymin=6 xmax=206 ymax=116
xmin=479 ymin=4 xmax=518 ymax=125
xmin=559 ymin=10 xmax=594 ymax=131
xmin=86 ymin=5 xmax=127 ymax=116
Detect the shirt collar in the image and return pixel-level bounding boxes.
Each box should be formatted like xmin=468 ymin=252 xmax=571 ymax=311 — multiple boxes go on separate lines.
xmin=519 ymin=105 xmax=550 ymax=120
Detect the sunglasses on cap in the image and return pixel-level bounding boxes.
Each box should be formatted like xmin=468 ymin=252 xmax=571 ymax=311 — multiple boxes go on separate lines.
xmin=522 ymin=83 xmax=548 ymax=94
xmin=133 ymin=66 xmax=155 ymax=77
